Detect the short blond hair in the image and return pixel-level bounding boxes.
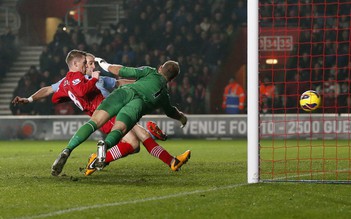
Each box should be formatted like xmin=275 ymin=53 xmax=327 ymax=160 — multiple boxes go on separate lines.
xmin=86 ymin=52 xmax=95 ymax=59
xmin=65 ymin=49 xmax=87 ymax=67
xmin=161 ymin=60 xmax=180 ymax=81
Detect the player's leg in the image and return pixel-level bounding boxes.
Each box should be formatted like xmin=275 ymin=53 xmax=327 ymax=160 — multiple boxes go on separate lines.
xmin=84 ymin=121 xmax=167 ymax=175
xmin=107 ymin=131 xmax=140 ymax=163
xmin=132 ymin=124 xmax=173 ymax=166
xmin=132 ymin=123 xmax=191 ymax=171
xmin=103 ymin=118 xmax=141 ymax=163
xmin=81 ymin=88 xmax=135 ymax=153
xmin=103 ymin=97 xmax=144 ymax=150
xmin=84 ymin=131 xmax=140 ymax=176
xmin=67 ymin=110 xmax=111 ymax=150
xmin=51 ymin=109 xmax=111 ymax=176
xmin=51 ymin=89 xmax=131 ymax=176
xmin=96 ymin=98 xmax=144 ymax=167
xmin=104 ymin=121 xmax=167 ymax=162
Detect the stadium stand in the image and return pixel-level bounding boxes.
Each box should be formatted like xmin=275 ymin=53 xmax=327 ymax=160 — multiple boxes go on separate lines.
xmin=10 ymin=0 xmax=244 ymax=115
xmin=8 ymin=0 xmax=350 ymax=116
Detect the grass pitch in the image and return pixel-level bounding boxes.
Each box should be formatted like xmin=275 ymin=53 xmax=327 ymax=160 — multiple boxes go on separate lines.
xmin=1 ymin=139 xmax=351 ymax=219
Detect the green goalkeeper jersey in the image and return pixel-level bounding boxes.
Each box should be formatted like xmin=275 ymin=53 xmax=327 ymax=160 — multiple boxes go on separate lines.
xmin=119 ymin=66 xmax=179 ymax=117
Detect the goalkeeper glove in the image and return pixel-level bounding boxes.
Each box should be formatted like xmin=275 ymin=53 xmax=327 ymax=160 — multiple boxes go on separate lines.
xmin=95 ymin=57 xmax=111 ymax=72
xmin=179 ymin=113 xmax=187 ymax=128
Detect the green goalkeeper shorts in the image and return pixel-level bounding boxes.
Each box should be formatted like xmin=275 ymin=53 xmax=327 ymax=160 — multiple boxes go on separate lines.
xmin=97 ymin=88 xmax=145 ymax=131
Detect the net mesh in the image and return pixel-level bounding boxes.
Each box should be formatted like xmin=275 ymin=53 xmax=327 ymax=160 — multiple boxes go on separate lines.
xmin=258 ymin=0 xmax=351 ymax=182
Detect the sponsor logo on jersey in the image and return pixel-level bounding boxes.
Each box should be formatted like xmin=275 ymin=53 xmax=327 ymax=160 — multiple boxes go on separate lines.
xmin=72 ymin=79 xmax=81 ymax=85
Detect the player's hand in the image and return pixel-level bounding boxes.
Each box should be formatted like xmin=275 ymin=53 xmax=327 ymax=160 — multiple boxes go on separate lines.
xmin=179 ymin=112 xmax=187 ymax=128
xmin=91 ymin=71 xmax=100 ymax=79
xmin=94 ymin=57 xmax=106 ymax=64
xmin=11 ymin=96 xmax=29 ymax=105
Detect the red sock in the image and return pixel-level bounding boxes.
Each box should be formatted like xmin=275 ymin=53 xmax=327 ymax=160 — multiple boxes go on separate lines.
xmin=143 ymin=137 xmax=173 ymax=166
xmin=105 ymin=142 xmax=135 ymax=163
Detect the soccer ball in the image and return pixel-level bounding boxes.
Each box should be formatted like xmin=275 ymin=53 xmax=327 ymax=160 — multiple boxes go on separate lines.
xmin=300 ymin=90 xmax=321 ymax=112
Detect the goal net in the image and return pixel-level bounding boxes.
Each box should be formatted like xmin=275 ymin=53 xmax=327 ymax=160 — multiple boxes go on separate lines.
xmin=248 ymin=0 xmax=351 ymax=183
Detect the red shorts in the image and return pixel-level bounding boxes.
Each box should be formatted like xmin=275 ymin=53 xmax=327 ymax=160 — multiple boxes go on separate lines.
xmin=99 ymin=116 xmax=115 ymax=134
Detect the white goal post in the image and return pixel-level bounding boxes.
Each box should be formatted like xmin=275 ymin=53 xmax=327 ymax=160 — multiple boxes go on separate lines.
xmin=247 ymin=0 xmax=259 ymax=184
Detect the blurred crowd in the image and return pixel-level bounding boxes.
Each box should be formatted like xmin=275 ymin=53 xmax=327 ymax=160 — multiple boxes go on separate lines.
xmin=9 ymin=0 xmax=351 ymax=115
xmin=11 ymin=0 xmax=245 ymax=115
xmin=0 ymin=27 xmax=18 ymax=81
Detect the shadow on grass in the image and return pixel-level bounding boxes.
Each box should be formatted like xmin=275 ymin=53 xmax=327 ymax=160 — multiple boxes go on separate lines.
xmin=44 ymin=161 xmax=246 ymax=188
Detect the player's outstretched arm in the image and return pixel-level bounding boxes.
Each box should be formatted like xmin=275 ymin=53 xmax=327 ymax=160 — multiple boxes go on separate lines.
xmin=162 ymin=97 xmax=188 ymax=128
xmin=95 ymin=57 xmax=123 ymax=77
xmin=164 ymin=105 xmax=188 ymax=128
xmin=12 ymin=86 xmax=54 ymax=105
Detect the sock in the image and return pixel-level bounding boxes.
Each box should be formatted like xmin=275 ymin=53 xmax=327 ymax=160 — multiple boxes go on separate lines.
xmin=105 ymin=142 xmax=135 ymax=163
xmin=67 ymin=120 xmax=97 ymax=151
xmin=105 ymin=130 xmax=123 ymax=149
xmin=143 ymin=137 xmax=173 ymax=166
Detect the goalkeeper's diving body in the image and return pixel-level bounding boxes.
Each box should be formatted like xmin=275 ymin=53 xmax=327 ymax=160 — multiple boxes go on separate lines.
xmin=51 ymin=54 xmax=190 ymax=176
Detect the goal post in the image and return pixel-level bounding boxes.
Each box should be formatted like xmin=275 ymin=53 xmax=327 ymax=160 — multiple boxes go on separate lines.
xmin=248 ymin=0 xmax=351 ymax=183
xmin=247 ymin=0 xmax=259 ymax=184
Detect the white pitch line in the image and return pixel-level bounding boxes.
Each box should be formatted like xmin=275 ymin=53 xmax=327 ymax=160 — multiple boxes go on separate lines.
xmin=14 ymin=183 xmax=248 ymax=219
xmin=275 ymin=168 xmax=351 ymax=180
